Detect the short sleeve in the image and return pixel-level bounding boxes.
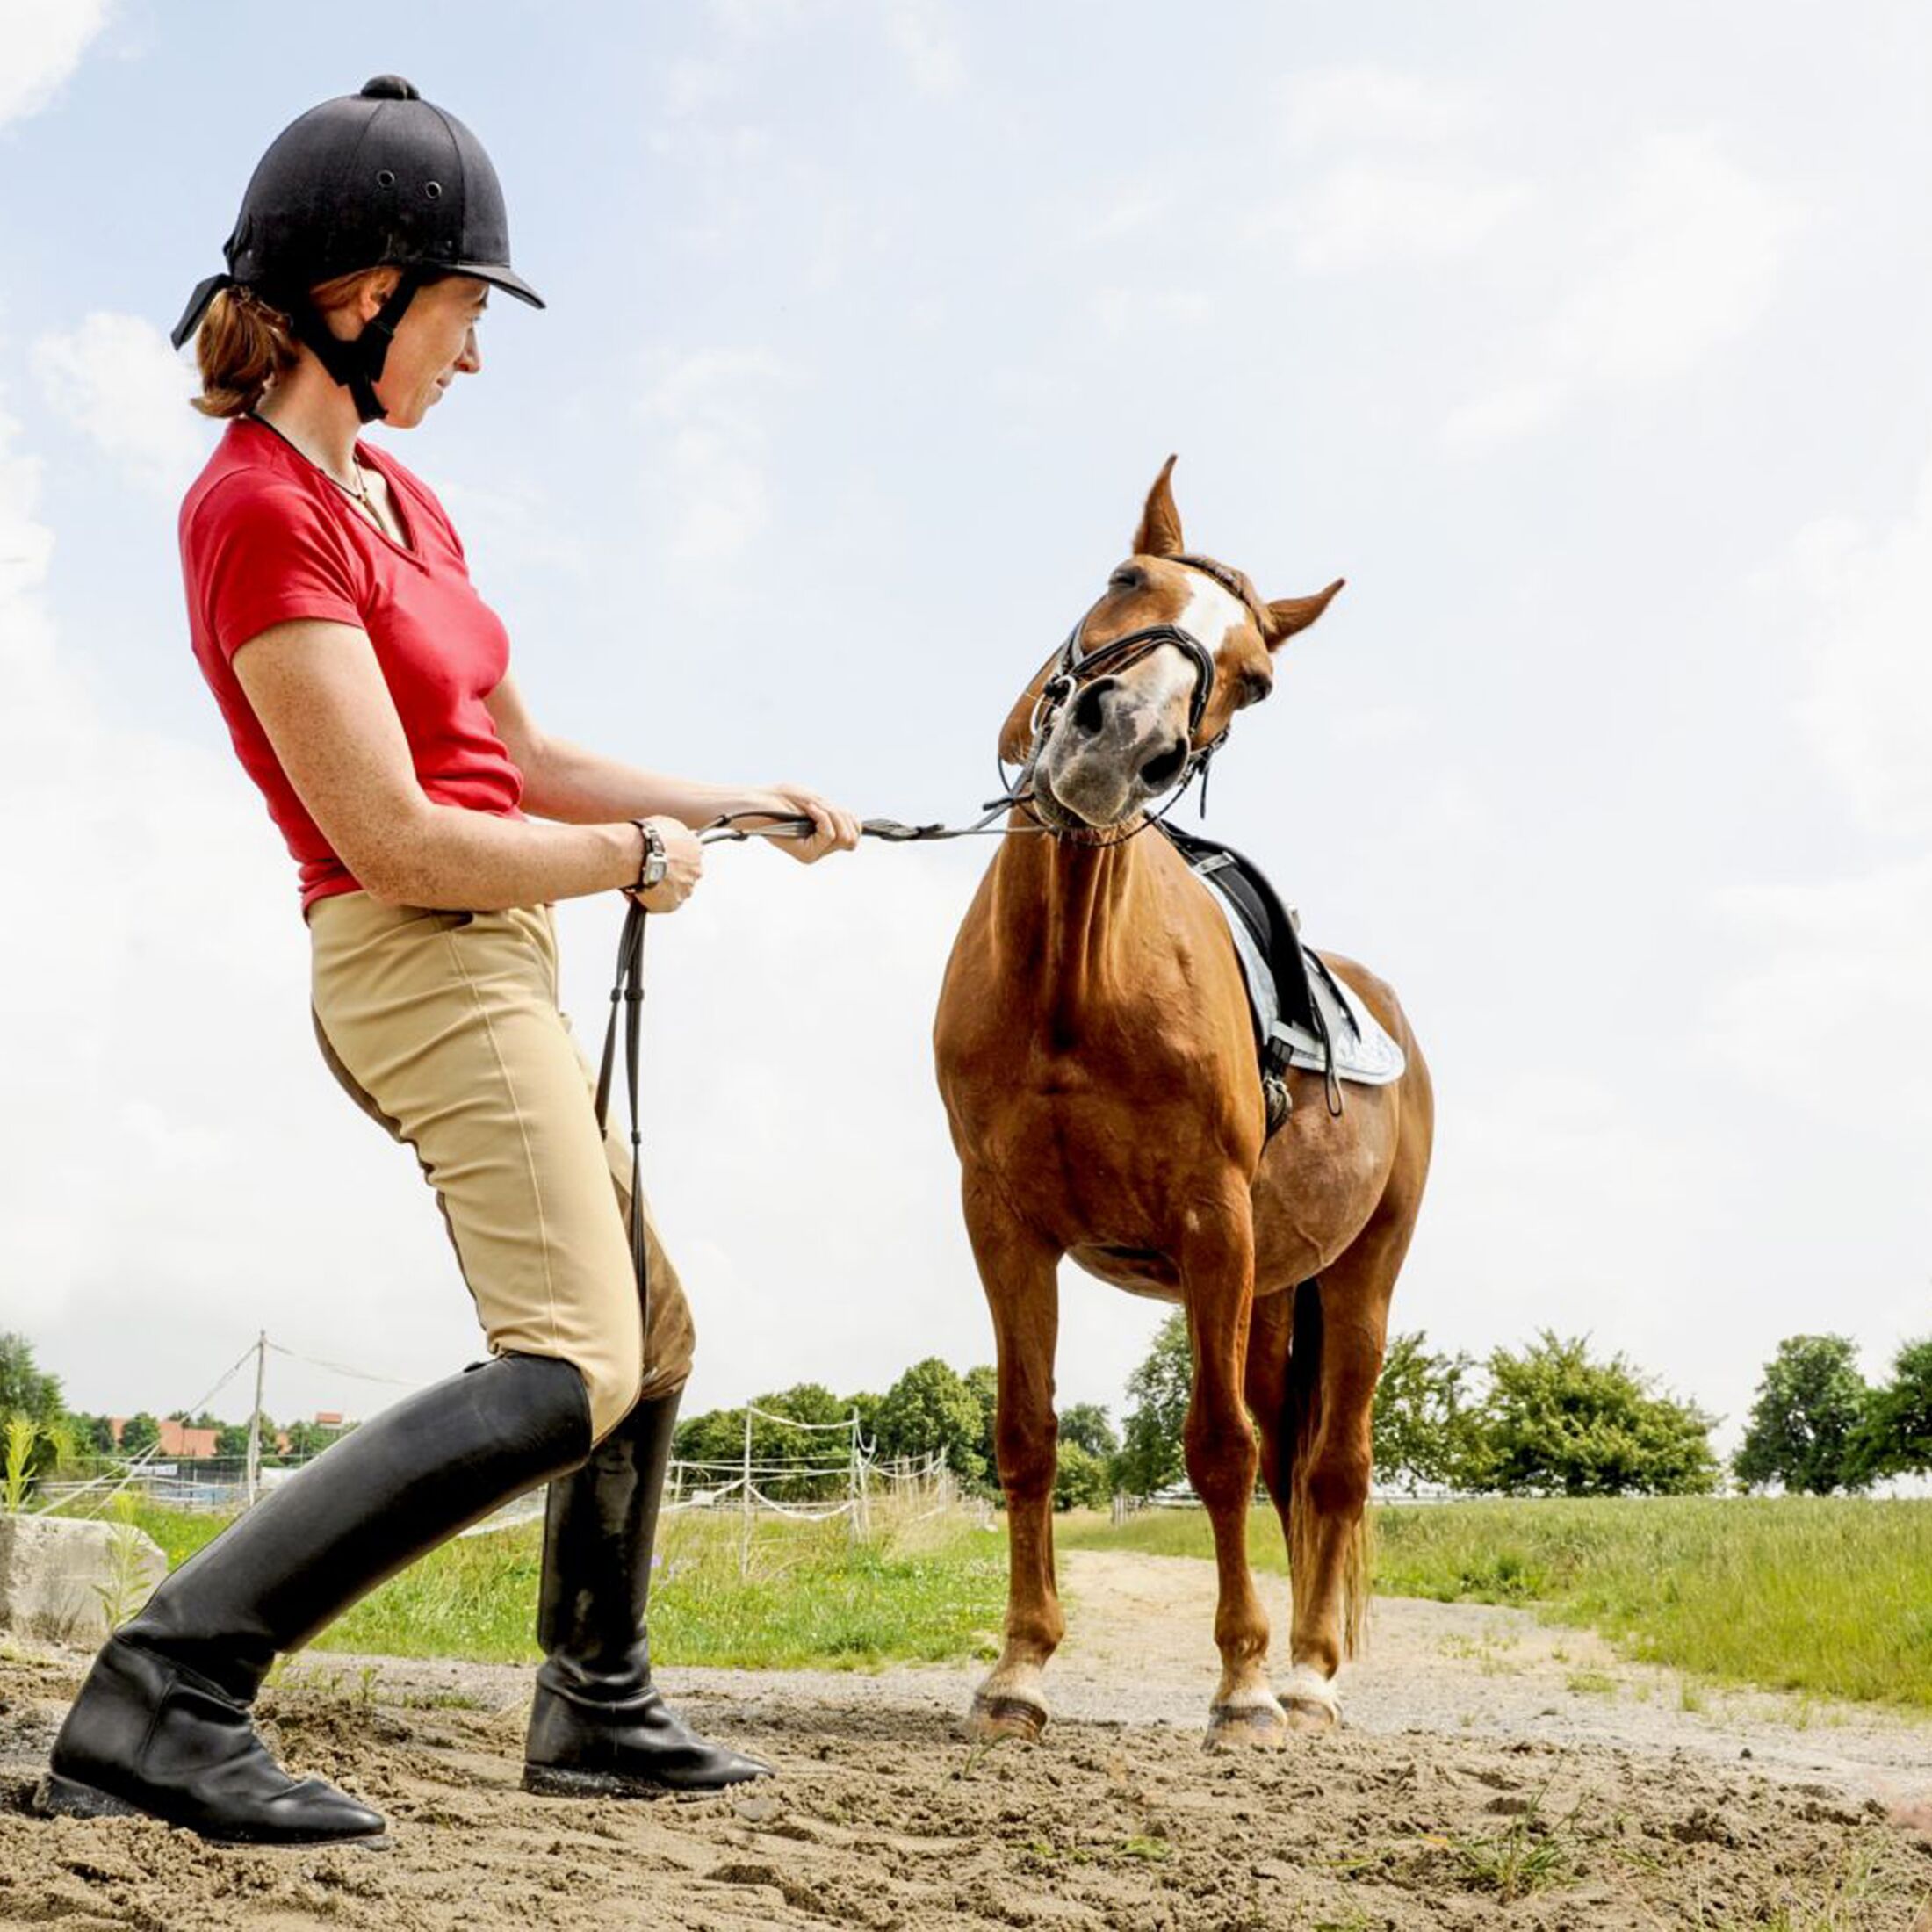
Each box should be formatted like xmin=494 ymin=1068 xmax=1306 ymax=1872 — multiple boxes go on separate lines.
xmin=185 ymin=476 xmax=367 ymax=661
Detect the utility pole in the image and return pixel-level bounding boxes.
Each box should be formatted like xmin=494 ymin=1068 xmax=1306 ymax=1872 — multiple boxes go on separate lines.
xmin=243 ymin=1330 xmax=267 ymax=1509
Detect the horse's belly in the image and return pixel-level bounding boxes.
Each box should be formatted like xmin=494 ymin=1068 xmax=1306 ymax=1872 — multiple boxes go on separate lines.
xmin=1066 ymin=1244 xmax=1183 ymax=1301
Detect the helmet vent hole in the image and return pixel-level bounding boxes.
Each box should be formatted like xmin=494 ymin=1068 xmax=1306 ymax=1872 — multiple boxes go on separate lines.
xmin=376 ymin=169 xmax=396 ymax=188
xmin=424 ymin=181 xmax=443 ymax=199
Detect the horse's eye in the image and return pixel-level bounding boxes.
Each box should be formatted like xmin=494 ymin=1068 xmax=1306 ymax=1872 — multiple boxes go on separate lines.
xmin=1239 ymin=676 xmax=1272 ymax=708
xmin=1109 ymin=566 xmax=1143 ymax=591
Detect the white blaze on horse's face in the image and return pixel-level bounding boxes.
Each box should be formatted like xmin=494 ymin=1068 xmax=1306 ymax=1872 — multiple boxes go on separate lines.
xmin=1038 ymin=565 xmax=1251 ymax=829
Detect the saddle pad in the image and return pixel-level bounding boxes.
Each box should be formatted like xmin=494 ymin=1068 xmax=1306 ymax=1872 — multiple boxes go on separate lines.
xmin=1155 ymin=822 xmax=1406 ymax=1090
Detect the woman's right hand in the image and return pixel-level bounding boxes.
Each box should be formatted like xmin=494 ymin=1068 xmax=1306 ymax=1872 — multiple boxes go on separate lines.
xmin=624 ymin=817 xmax=704 ymax=912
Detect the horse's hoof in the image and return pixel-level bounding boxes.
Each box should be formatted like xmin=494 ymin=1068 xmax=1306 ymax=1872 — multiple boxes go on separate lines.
xmin=1285 ymin=1696 xmax=1340 ymax=1734
xmin=966 ymin=1693 xmax=1048 ymax=1744
xmin=1205 ymin=1698 xmax=1290 ymax=1751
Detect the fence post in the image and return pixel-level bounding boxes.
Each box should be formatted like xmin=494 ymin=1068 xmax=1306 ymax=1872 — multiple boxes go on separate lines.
xmin=739 ymin=1408 xmax=754 ymax=1582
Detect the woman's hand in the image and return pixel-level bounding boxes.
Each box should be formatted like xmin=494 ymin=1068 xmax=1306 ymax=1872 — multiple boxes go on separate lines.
xmin=728 ymin=784 xmax=862 ymax=863
xmin=624 ymin=816 xmax=704 ymax=912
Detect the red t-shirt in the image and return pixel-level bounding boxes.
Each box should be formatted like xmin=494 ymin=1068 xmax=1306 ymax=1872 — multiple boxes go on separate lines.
xmin=180 ymin=415 xmax=527 ymax=915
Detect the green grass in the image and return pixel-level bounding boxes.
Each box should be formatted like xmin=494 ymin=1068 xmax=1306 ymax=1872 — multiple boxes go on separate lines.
xmin=1057 ymin=1496 xmax=1932 ymax=1711
xmin=95 ymin=1498 xmax=1009 ymax=1671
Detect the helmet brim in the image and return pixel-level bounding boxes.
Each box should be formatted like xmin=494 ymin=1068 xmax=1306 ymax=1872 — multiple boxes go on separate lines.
xmin=454 ymin=262 xmax=545 ymax=309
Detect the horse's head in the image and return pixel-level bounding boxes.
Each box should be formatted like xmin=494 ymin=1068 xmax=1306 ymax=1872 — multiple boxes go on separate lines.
xmin=1003 ymin=458 xmax=1344 ymax=833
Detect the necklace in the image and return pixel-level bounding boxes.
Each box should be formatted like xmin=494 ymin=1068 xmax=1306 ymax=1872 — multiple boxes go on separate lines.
xmin=246 ymin=409 xmax=391 ymax=537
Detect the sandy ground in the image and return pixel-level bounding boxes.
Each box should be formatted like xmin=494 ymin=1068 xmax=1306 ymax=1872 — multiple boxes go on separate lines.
xmin=0 ymin=1548 xmax=1927 ymax=1930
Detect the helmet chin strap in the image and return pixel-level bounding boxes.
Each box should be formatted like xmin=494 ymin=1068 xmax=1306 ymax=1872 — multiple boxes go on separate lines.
xmin=280 ymin=268 xmax=426 ymax=423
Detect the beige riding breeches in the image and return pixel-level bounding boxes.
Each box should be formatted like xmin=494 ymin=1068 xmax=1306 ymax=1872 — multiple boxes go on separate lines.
xmin=306 ymin=891 xmax=696 ymax=1443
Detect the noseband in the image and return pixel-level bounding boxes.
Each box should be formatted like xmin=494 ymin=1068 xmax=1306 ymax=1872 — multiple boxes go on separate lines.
xmin=1022 ymin=556 xmax=1253 ymax=830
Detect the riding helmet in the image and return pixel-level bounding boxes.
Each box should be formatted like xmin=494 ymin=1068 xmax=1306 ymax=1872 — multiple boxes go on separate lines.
xmin=169 ymin=76 xmax=544 ymax=422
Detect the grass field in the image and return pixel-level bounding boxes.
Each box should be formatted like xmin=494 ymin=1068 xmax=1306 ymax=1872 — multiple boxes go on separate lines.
xmin=90 ymin=1492 xmax=1932 ymax=1709
xmin=1057 ymin=1496 xmax=1932 ymax=1712
xmin=110 ymin=1497 xmax=1008 ymax=1671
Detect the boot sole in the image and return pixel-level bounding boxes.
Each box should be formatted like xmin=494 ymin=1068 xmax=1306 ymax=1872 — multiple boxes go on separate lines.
xmin=523 ymin=1761 xmax=771 ymax=1800
xmin=523 ymin=1763 xmax=681 ymax=1800
xmin=32 ymin=1772 xmax=390 ymax=1848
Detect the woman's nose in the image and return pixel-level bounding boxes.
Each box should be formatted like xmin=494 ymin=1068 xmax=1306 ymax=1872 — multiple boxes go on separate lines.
xmin=458 ymin=326 xmax=482 ymax=374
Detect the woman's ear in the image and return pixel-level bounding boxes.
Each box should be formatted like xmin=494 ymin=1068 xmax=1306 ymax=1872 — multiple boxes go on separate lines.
xmin=357 ymin=268 xmax=402 ymax=323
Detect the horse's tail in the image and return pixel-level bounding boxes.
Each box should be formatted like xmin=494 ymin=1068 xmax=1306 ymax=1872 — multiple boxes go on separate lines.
xmin=1284 ymin=1277 xmax=1373 ymax=1660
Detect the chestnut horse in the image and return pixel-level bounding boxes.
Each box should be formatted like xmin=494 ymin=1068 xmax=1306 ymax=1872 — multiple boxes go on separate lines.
xmin=933 ymin=460 xmax=1433 ymax=1749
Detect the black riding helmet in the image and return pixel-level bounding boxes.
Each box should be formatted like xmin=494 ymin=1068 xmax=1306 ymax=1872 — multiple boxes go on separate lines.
xmin=170 ymin=75 xmax=544 ymax=422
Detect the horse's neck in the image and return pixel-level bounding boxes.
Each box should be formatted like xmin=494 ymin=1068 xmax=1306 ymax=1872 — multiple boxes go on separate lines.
xmin=992 ymin=817 xmax=1147 ymax=1031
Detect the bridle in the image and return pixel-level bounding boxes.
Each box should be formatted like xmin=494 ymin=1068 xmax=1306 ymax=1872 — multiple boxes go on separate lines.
xmin=1015 ymin=553 xmax=1260 ymax=843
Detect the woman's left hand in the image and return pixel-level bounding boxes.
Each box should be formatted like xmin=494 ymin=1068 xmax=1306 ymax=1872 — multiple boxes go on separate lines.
xmin=730 ymin=784 xmax=862 ymax=862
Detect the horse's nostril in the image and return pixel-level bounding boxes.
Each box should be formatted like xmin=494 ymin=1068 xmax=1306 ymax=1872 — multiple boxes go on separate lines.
xmin=1141 ymin=739 xmax=1186 ymax=790
xmin=1072 ymin=682 xmax=1111 ymax=736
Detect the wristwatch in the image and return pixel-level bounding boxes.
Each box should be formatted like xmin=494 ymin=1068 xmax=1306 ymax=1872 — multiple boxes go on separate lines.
xmin=631 ymin=818 xmax=668 ymax=894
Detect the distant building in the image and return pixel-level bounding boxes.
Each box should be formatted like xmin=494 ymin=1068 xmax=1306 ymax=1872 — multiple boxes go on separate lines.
xmin=108 ymin=1417 xmax=220 ymax=1460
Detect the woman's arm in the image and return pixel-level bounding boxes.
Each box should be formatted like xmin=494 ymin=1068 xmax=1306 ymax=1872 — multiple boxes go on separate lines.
xmin=234 ymin=619 xmax=684 ymax=911
xmin=487 ymin=672 xmax=861 ymax=855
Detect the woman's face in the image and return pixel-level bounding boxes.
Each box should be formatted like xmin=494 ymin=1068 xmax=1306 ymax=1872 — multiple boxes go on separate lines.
xmin=348 ymin=272 xmax=488 ymax=428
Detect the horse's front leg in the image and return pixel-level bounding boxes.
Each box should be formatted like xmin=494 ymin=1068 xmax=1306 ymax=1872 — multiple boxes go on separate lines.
xmin=961 ymin=1173 xmax=1063 ymax=1743
xmin=1183 ymin=1188 xmax=1285 ymax=1750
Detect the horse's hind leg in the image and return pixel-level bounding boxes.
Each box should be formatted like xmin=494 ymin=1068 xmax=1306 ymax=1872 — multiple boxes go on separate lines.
xmin=962 ymin=1178 xmax=1064 ymax=1743
xmin=1279 ymin=1202 xmax=1417 ymax=1730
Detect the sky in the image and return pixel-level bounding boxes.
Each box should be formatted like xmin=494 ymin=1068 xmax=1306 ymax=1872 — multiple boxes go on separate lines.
xmin=0 ymin=0 xmax=1928 ymax=1451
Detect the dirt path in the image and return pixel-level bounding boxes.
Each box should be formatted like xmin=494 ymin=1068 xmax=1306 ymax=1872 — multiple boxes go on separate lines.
xmin=0 ymin=1550 xmax=1926 ymax=1930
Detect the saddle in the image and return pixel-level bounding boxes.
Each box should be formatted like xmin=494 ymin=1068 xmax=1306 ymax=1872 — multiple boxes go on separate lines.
xmin=1154 ymin=821 xmax=1405 ymax=1135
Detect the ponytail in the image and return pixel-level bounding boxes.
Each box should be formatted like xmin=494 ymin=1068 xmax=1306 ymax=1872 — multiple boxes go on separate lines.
xmin=189 ymin=285 xmax=298 ymax=418
xmin=186 ymin=269 xmax=393 ymax=419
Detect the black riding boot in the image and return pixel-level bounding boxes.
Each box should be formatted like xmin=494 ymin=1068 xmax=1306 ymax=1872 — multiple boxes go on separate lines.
xmin=523 ymin=1388 xmax=769 ymax=1796
xmin=37 ymin=1352 xmax=592 ymax=1845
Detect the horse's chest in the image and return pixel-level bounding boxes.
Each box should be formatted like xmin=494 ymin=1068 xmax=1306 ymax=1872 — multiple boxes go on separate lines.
xmin=971 ymin=1080 xmax=1197 ymax=1241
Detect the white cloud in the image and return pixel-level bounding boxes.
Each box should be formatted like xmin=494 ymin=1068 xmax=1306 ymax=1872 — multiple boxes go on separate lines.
xmin=1787 ymin=461 xmax=1932 ymax=840
xmin=1087 ymin=190 xmax=1176 ymax=242
xmin=1261 ymin=165 xmax=1531 ymax=277
xmin=1277 ymin=65 xmax=1480 ymax=148
xmin=1709 ymin=860 xmax=1932 ymax=1117
xmin=32 ymin=311 xmax=201 ymax=497
xmin=0 ymin=0 xmax=110 ymax=127
xmin=1091 ymin=287 xmax=1215 ymax=337
xmin=1448 ymin=132 xmax=1802 ymax=447
xmin=639 ymin=347 xmax=789 ymax=565
xmin=879 ymin=0 xmax=963 ymax=95
xmin=1549 ymin=132 xmax=1799 ymax=386
xmin=1442 ymin=377 xmax=1568 ymax=452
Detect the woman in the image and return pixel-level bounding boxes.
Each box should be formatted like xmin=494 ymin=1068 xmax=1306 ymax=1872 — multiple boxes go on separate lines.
xmin=34 ymin=75 xmax=860 ymax=1847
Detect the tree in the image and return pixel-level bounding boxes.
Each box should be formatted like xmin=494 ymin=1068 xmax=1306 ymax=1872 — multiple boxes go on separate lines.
xmin=963 ymin=1365 xmax=998 ymax=1480
xmin=1733 ymin=1335 xmax=1873 ymax=1495
xmin=1058 ymin=1402 xmax=1119 ymax=1460
xmin=1846 ymin=1336 xmax=1932 ymax=1483
xmin=215 ymin=1423 xmax=254 ymax=1460
xmin=1053 ymin=1442 xmax=1113 ymax=1511
xmin=69 ymin=1413 xmax=118 ymax=1455
xmin=0 ymin=1332 xmax=64 ymax=1429
xmin=279 ymin=1421 xmax=339 ymax=1461
xmin=118 ymin=1413 xmax=162 ymax=1458
xmin=1372 ymin=1331 xmax=1481 ymax=1492
xmin=1472 ymin=1331 xmax=1719 ymax=1497
xmin=1114 ymin=1311 xmax=1193 ymax=1498
xmin=874 ymin=1359 xmax=986 ymax=1483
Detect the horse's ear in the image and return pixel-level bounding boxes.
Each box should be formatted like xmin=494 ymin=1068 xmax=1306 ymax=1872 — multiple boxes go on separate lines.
xmin=1132 ymin=454 xmax=1185 ymax=558
xmin=1265 ymin=578 xmax=1345 ymax=647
